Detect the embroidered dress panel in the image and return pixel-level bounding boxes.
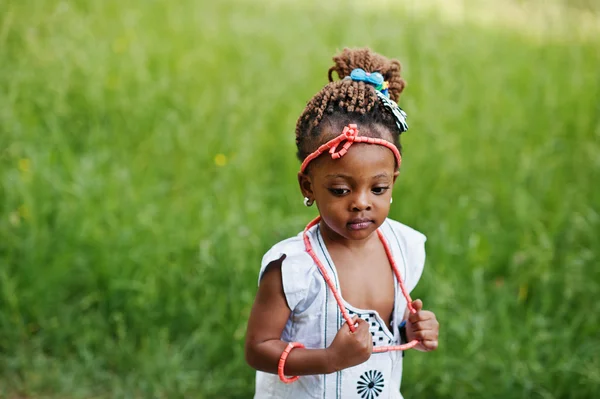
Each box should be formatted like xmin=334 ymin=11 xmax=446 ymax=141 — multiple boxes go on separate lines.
xmin=346 ymin=308 xmax=394 ymax=348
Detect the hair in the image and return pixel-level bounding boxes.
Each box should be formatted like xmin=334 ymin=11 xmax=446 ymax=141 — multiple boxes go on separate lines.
xmin=295 ymin=48 xmax=407 ymax=164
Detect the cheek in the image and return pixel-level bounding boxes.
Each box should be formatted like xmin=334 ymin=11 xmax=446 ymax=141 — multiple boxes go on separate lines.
xmin=321 ymin=213 xmax=349 ymax=234
xmin=375 ymin=194 xmax=393 ymax=212
xmin=318 ymin=197 xmax=343 ymax=213
xmin=316 ymin=198 xmax=347 ymax=220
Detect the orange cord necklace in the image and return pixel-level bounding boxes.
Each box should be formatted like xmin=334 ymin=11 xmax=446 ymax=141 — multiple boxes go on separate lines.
xmin=302 ymin=215 xmax=419 ymax=353
xmin=278 ymin=124 xmax=419 ymax=383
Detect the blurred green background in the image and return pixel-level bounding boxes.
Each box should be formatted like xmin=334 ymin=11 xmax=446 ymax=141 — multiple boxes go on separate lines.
xmin=1 ymin=0 xmax=599 ymax=398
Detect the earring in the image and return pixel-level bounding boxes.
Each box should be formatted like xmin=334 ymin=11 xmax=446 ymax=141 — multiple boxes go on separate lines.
xmin=390 ymin=197 xmax=393 ymax=204
xmin=303 ymin=197 xmax=314 ymax=207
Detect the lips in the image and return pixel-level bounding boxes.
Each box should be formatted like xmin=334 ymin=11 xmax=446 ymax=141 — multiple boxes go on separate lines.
xmin=347 ymin=218 xmax=373 ymax=230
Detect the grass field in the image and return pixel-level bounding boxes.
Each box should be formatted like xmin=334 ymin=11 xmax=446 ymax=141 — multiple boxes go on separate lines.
xmin=1 ymin=0 xmax=599 ymax=398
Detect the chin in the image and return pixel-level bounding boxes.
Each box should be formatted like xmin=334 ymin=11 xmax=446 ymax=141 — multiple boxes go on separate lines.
xmin=346 ymin=232 xmax=374 ymax=241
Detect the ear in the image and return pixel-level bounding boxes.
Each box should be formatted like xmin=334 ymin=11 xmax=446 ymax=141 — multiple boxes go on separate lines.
xmin=392 ymin=170 xmax=400 ymax=184
xmin=297 ymin=172 xmax=314 ymax=199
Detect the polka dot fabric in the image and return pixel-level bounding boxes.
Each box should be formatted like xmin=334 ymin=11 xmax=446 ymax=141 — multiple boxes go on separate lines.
xmin=346 ymin=308 xmax=394 ymax=347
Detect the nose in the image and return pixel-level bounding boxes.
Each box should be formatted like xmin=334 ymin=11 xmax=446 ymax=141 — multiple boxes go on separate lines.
xmin=351 ymin=191 xmax=372 ymax=212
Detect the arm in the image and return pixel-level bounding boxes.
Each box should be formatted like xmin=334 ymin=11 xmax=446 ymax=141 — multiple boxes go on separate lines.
xmin=244 ymin=256 xmax=333 ymax=375
xmin=245 ymin=256 xmax=373 ymax=375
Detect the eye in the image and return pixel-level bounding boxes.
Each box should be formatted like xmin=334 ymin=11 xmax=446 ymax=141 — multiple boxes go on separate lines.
xmin=328 ymin=188 xmax=350 ymax=196
xmin=372 ymin=186 xmax=390 ymax=195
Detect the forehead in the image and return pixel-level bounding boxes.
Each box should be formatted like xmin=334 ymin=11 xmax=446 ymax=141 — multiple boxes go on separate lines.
xmin=311 ymin=143 xmax=396 ymax=177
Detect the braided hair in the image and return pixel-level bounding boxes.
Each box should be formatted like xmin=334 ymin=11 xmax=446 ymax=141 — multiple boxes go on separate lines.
xmin=295 ymin=48 xmax=407 ymax=163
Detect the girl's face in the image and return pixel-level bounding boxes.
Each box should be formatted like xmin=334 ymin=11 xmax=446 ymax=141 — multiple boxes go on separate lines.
xmin=299 ymin=133 xmax=399 ymax=243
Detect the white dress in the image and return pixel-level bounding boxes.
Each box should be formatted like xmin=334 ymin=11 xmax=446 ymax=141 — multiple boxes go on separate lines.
xmin=254 ymin=218 xmax=427 ymax=399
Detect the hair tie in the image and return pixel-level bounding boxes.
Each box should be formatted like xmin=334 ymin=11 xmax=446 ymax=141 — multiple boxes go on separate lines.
xmin=349 ymin=68 xmax=385 ymax=91
xmin=346 ymin=68 xmax=409 ymax=133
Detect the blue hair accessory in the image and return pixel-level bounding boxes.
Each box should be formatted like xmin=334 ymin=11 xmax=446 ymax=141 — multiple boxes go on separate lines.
xmin=350 ymin=68 xmax=385 ymax=91
xmin=346 ymin=68 xmax=409 ymax=133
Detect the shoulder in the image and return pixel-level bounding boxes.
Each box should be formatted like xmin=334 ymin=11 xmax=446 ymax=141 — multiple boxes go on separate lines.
xmin=258 ymin=232 xmax=320 ymax=312
xmin=260 ymin=233 xmax=308 ymax=266
xmin=383 ymin=218 xmax=427 ymax=246
xmin=259 ymin=233 xmax=315 ymax=279
xmin=382 ymin=218 xmax=427 ymax=292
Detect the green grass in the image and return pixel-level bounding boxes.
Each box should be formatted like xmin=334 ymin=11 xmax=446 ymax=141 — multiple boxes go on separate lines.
xmin=1 ymin=0 xmax=599 ymax=398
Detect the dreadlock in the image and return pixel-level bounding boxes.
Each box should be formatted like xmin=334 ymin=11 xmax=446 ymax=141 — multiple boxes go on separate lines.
xmin=295 ymin=48 xmax=407 ymax=163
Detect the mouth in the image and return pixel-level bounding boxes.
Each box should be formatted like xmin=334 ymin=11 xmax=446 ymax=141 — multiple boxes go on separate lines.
xmin=347 ymin=218 xmax=373 ymax=231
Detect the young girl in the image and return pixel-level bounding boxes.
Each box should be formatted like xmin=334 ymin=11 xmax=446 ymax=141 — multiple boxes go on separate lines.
xmin=245 ymin=48 xmax=439 ymax=399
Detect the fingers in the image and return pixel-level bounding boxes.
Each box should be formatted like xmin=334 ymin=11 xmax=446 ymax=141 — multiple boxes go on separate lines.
xmin=414 ymin=310 xmax=436 ymax=321
xmin=352 ymin=318 xmax=374 ymax=345
xmin=410 ymin=326 xmax=438 ymax=341
xmin=406 ymin=306 xmax=439 ymax=350
xmin=354 ymin=316 xmax=369 ymax=328
xmin=341 ymin=315 xmax=373 ymax=337
xmin=354 ymin=317 xmax=371 ymax=336
xmin=409 ymin=308 xmax=435 ymax=324
xmin=409 ymin=313 xmax=439 ymax=349
xmin=341 ymin=315 xmax=360 ymax=332
xmin=408 ymin=300 xmax=423 ymax=324
xmin=411 ymin=299 xmax=423 ymax=312
xmin=354 ymin=318 xmax=374 ymax=350
xmin=408 ymin=299 xmax=423 ymax=323
xmin=409 ymin=316 xmax=439 ymax=332
xmin=420 ymin=339 xmax=439 ymax=351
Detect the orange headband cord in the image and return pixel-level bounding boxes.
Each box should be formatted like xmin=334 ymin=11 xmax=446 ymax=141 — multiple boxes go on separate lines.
xmin=299 ymin=124 xmax=401 ymax=173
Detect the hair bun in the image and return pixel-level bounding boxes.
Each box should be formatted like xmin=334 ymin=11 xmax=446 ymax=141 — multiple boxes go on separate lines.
xmin=327 ymin=48 xmax=405 ymax=102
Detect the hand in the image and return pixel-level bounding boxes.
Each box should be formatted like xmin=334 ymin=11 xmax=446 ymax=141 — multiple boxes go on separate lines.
xmin=326 ymin=315 xmax=373 ymax=372
xmin=406 ymin=299 xmax=439 ymax=352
